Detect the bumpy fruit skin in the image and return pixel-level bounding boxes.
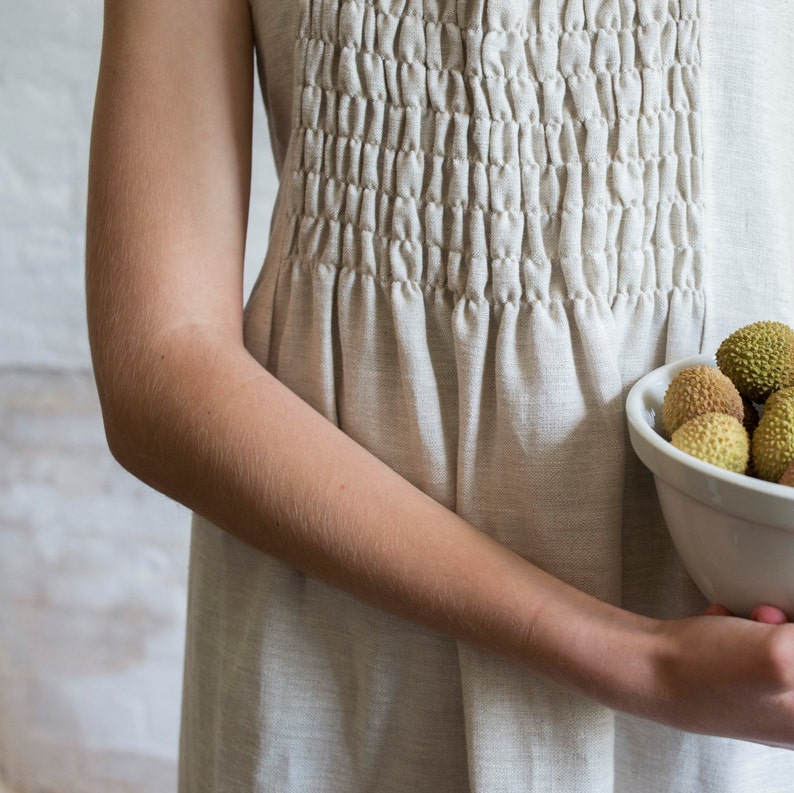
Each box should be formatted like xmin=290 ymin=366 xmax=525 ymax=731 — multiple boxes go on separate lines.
xmin=752 ymin=387 xmax=794 ymax=482
xmin=716 ymin=321 xmax=794 ymax=402
xmin=671 ymin=412 xmax=749 ymax=474
xmin=661 ymin=365 xmax=743 ymax=438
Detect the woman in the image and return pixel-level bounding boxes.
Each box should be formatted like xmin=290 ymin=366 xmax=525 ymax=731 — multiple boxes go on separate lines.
xmin=86 ymin=1 xmax=794 ymax=790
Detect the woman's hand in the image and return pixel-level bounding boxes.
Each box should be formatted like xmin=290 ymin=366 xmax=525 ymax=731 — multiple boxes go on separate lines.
xmin=507 ymin=591 xmax=794 ymax=751
xmin=640 ymin=611 xmax=794 ymax=749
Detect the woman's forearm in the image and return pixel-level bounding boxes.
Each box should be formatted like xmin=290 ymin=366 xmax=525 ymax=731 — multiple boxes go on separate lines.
xmin=96 ymin=321 xmax=654 ymax=703
xmin=86 ymin=0 xmax=638 ymax=706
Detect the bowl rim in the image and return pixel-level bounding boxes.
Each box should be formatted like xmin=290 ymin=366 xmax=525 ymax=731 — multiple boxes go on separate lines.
xmin=625 ymin=353 xmax=794 ymax=529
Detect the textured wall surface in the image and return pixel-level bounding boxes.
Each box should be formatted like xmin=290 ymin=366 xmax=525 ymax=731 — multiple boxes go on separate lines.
xmin=1 ymin=2 xmax=279 ymax=790
xmin=1 ymin=370 xmax=190 ymax=792
xmin=1 ymin=3 xmax=101 ymax=370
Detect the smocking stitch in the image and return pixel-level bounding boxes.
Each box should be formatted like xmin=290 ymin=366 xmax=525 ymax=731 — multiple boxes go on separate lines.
xmin=280 ymin=253 xmax=705 ymax=310
xmin=293 ymin=122 xmax=703 ymax=166
xmin=303 ymin=8 xmax=698 ymax=43
xmin=286 ymin=0 xmax=705 ymax=306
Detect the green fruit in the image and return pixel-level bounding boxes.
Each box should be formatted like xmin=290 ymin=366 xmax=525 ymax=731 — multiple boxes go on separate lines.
xmin=716 ymin=321 xmax=794 ymax=402
xmin=661 ymin=365 xmax=743 ymax=438
xmin=671 ymin=412 xmax=749 ymax=474
xmin=752 ymin=387 xmax=794 ymax=482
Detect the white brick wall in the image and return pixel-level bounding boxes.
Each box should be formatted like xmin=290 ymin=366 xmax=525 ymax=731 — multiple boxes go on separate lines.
xmin=1 ymin=3 xmax=279 ymax=791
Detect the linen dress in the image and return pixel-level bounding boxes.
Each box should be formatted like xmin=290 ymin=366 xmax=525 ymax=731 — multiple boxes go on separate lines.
xmin=178 ymin=1 xmax=794 ymax=790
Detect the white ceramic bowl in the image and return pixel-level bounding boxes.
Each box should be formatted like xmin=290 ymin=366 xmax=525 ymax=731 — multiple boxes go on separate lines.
xmin=626 ymin=354 xmax=794 ymax=617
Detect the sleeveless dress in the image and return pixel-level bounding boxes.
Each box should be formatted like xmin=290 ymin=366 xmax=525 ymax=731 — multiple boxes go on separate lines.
xmin=178 ymin=2 xmax=794 ymax=790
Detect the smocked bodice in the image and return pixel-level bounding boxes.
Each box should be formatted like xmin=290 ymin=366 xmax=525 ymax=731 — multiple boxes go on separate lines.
xmin=284 ymin=0 xmax=703 ymax=307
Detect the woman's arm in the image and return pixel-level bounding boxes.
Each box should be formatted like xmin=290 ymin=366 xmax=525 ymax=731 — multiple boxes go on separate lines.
xmin=86 ymin=0 xmax=794 ymax=749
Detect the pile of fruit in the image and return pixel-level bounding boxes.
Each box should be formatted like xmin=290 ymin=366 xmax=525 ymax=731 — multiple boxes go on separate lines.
xmin=661 ymin=321 xmax=794 ymax=486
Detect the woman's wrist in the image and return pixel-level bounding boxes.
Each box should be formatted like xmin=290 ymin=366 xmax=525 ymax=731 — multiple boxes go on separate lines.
xmin=501 ymin=574 xmax=663 ymax=715
xmin=568 ymin=602 xmax=664 ymax=718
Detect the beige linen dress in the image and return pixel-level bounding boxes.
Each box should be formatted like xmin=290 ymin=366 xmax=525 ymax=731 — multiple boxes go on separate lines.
xmin=178 ymin=1 xmax=794 ymax=790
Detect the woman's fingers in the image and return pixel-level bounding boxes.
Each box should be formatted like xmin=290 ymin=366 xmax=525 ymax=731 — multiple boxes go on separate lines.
xmin=750 ymin=605 xmax=789 ymax=624
xmin=705 ymin=603 xmax=789 ymax=623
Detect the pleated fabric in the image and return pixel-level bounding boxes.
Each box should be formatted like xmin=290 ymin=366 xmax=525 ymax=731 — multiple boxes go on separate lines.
xmin=178 ymin=2 xmax=794 ymax=790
